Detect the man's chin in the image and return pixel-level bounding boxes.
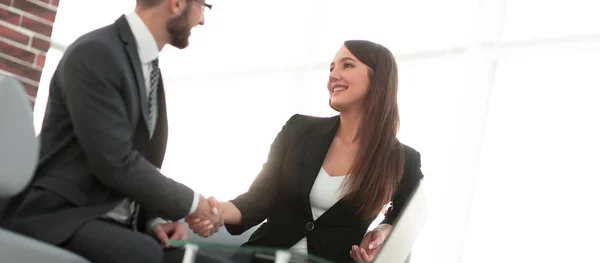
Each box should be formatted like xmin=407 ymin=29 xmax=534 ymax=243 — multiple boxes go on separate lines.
xmin=170 ymin=39 xmax=190 ymax=49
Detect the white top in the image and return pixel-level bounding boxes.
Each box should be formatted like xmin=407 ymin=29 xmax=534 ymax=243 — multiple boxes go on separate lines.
xmin=289 ymin=167 xmax=347 ymax=254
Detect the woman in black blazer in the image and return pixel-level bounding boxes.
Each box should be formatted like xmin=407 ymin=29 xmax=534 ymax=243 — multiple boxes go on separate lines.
xmin=189 ymin=40 xmax=424 ymax=263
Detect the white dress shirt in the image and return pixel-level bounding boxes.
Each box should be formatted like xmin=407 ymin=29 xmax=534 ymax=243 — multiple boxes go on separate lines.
xmin=290 ymin=167 xmax=347 ymax=254
xmin=103 ymin=11 xmax=199 ymax=233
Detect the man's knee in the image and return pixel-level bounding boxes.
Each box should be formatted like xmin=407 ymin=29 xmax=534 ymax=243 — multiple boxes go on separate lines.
xmin=62 ymin=220 xmax=166 ymax=263
xmin=66 ymin=230 xmax=165 ymax=263
xmin=124 ymin=235 xmax=164 ymax=263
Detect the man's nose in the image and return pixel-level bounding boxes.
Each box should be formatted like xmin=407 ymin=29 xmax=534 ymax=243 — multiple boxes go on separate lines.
xmin=198 ymin=13 xmax=205 ymax=25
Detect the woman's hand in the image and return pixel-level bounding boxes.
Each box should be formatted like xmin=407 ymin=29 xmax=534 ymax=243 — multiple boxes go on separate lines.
xmin=186 ymin=216 xmax=221 ymax=237
xmin=186 ymin=201 xmax=242 ymax=237
xmin=350 ymin=224 xmax=392 ymax=263
xmin=186 ymin=212 xmax=223 ymax=238
xmin=185 ymin=196 xmax=223 ymax=237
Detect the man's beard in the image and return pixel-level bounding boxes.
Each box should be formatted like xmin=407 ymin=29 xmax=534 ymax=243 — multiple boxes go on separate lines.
xmin=166 ymin=6 xmax=192 ymax=49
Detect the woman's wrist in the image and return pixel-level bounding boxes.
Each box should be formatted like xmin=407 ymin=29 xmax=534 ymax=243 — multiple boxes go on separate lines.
xmin=221 ymin=201 xmax=242 ymax=225
xmin=374 ymin=223 xmax=393 ymax=237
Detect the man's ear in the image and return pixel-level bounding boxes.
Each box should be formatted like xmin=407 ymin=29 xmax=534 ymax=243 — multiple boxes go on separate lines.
xmin=167 ymin=0 xmax=186 ymax=16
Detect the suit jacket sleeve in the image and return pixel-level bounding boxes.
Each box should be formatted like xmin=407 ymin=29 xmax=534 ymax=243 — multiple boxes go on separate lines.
xmin=225 ymin=115 xmax=297 ymax=235
xmin=59 ymin=40 xmax=194 ymax=221
xmin=382 ymin=149 xmax=424 ymax=225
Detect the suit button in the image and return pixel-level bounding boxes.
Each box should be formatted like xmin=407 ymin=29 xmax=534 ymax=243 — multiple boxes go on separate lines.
xmin=305 ymin=222 xmax=315 ymax=231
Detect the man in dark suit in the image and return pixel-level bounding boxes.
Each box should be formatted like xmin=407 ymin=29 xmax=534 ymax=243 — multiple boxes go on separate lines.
xmin=1 ymin=1 xmax=222 ymax=262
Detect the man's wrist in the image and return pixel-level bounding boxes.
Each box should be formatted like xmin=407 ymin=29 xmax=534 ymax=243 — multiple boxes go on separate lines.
xmin=146 ymin=217 xmax=169 ymax=234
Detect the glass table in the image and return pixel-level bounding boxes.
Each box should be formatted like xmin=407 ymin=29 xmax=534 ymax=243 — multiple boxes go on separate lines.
xmin=166 ymin=240 xmax=335 ymax=263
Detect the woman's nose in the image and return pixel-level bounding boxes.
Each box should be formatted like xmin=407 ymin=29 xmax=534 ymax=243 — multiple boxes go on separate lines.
xmin=329 ymin=69 xmax=341 ymax=81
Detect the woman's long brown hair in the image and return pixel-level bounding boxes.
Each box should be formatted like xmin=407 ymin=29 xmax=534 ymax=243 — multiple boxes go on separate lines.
xmin=338 ymin=40 xmax=406 ymax=219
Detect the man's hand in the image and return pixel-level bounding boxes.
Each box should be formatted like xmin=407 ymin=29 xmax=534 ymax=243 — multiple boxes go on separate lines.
xmin=185 ymin=195 xmax=223 ymax=237
xmin=151 ymin=222 xmax=189 ymax=248
xmin=350 ymin=224 xmax=393 ymax=262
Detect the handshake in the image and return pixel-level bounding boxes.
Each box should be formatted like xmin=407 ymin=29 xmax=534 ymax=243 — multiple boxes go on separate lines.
xmin=184 ymin=194 xmax=225 ymax=237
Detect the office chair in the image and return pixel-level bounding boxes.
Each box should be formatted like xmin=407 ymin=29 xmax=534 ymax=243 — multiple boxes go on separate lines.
xmin=0 ymin=75 xmax=90 ymax=263
xmin=374 ymin=179 xmax=428 ymax=263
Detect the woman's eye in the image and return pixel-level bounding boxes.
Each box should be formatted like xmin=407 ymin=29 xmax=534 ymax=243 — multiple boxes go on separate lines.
xmin=329 ymin=67 xmax=334 ymax=72
xmin=344 ymin=63 xmax=354 ymax=68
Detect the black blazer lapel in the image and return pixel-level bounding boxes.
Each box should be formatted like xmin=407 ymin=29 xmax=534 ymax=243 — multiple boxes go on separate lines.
xmin=298 ymin=116 xmax=370 ymax=225
xmin=116 ymin=15 xmax=152 ymax=134
xmin=299 ymin=116 xmax=339 ymax=216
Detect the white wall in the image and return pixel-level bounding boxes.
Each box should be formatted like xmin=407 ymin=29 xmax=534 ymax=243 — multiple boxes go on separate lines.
xmin=35 ymin=1 xmax=600 ymax=262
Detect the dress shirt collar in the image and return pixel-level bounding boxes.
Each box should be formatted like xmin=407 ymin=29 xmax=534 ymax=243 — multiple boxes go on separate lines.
xmin=124 ymin=11 xmax=159 ymax=64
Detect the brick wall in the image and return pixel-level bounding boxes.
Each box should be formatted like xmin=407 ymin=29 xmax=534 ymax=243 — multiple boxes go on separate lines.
xmin=0 ymin=0 xmax=59 ymax=106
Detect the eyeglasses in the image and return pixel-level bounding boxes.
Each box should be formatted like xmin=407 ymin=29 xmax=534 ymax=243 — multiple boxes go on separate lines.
xmin=191 ymin=0 xmax=212 ymax=10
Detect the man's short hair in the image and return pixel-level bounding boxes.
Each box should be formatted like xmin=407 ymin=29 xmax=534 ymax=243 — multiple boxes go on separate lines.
xmin=137 ymin=0 xmax=164 ymax=8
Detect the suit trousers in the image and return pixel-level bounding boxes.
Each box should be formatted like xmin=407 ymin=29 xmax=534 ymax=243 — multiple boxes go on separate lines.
xmin=61 ymin=219 xmax=227 ymax=263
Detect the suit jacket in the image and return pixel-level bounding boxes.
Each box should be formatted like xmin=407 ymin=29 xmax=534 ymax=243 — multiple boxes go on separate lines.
xmin=225 ymin=114 xmax=424 ymax=263
xmin=1 ymin=16 xmax=194 ymax=245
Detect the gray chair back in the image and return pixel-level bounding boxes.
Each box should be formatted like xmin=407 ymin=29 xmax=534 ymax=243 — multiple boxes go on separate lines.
xmin=0 ymin=75 xmax=38 ymax=198
xmin=0 ymin=75 xmax=91 ymax=263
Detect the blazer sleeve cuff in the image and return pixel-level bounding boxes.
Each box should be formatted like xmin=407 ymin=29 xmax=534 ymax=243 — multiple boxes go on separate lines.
xmin=380 ymin=217 xmax=396 ymax=226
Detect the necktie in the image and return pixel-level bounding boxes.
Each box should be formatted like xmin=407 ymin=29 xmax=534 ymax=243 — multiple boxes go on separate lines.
xmin=148 ymin=59 xmax=160 ymax=136
xmin=130 ymin=201 xmax=140 ymax=231
xmin=131 ymin=59 xmax=160 ymax=231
